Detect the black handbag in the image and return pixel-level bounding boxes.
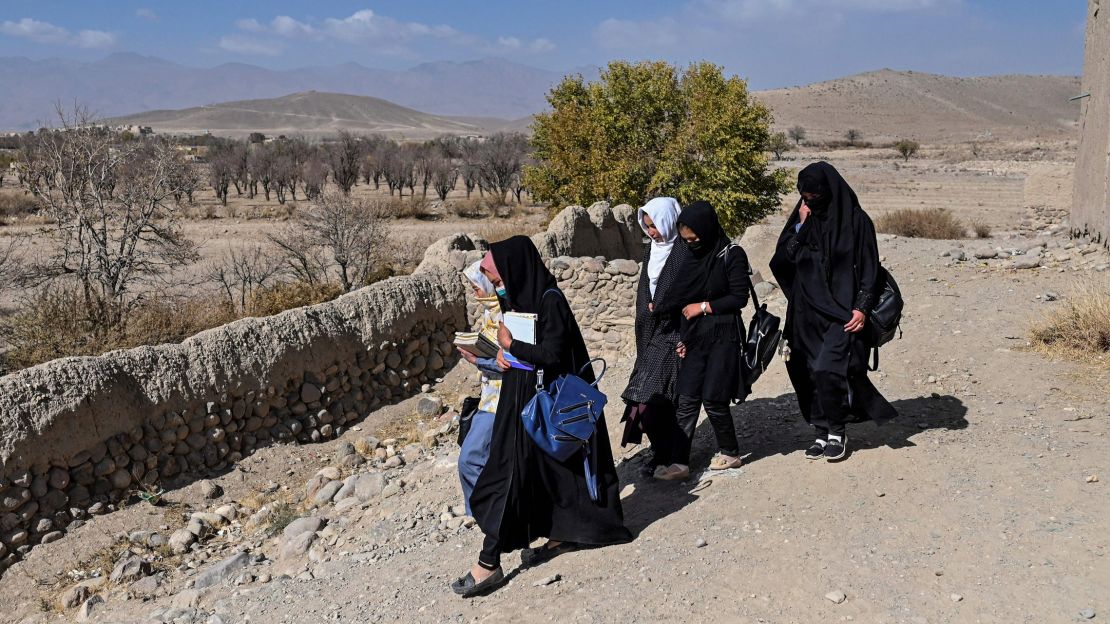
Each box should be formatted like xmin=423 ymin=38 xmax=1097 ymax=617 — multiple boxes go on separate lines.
xmin=456 ymin=397 xmax=480 ymax=446
xmin=865 ymin=266 xmax=904 ymax=370
xmin=741 ymin=276 xmax=782 ymax=393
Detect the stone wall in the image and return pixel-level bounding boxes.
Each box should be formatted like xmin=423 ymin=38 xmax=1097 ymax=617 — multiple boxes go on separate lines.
xmin=1073 ymin=0 xmax=1110 ymax=246
xmin=0 ymin=206 xmax=644 ymax=572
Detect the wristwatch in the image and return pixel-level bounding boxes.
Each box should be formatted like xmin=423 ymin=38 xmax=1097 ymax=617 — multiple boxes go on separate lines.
xmin=700 ymin=302 xmax=708 ymax=315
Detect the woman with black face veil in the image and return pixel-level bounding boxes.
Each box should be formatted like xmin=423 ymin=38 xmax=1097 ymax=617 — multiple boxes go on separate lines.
xmin=769 ymin=162 xmax=897 ymax=461
xmin=651 ymin=201 xmax=750 ymax=481
xmin=452 ymin=235 xmax=631 ymax=597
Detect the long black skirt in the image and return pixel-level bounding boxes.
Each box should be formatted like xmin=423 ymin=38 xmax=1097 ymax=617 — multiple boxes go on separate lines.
xmin=469 ymin=367 xmax=632 ymax=553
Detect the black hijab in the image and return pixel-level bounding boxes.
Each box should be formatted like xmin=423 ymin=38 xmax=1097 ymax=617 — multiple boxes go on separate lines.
xmin=668 ymin=201 xmax=730 ymax=306
xmin=489 ymin=235 xmax=559 ymax=314
xmin=795 ymin=161 xmax=861 ymax=267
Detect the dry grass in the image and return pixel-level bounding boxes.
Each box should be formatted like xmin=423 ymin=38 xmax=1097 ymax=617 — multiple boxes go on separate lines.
xmin=247 ymin=281 xmax=344 ymax=317
xmin=875 ymin=207 xmax=966 ymax=239
xmin=0 ymin=191 xmax=38 ymax=224
xmin=476 ymin=221 xmax=527 ymax=244
xmin=971 ymin=221 xmax=992 ymax=238
xmin=1029 ymin=279 xmax=1110 ymax=366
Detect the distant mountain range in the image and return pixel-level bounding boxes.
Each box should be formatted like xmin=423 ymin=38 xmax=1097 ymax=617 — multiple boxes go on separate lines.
xmin=0 ymin=53 xmax=1081 ymax=143
xmin=0 ymin=53 xmax=587 ymax=131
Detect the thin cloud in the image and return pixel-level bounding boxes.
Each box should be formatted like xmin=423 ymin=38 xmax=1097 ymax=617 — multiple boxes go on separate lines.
xmin=0 ymin=17 xmax=116 ymax=49
xmin=136 ymin=8 xmax=160 ymax=22
xmin=228 ymin=9 xmax=554 ymax=57
xmin=217 ymin=35 xmax=281 ymax=56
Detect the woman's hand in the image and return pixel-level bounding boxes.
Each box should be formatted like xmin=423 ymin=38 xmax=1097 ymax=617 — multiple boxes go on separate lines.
xmin=682 ymin=303 xmax=707 ymax=320
xmin=844 ymin=310 xmax=866 ymax=333
xmin=648 ymin=302 xmax=654 ymax=312
xmin=799 ymin=203 xmax=812 ymax=224
xmin=457 ymin=347 xmax=478 ymax=365
xmin=676 ymin=342 xmax=686 ymax=359
xmin=495 ymin=348 xmax=511 ymax=371
xmin=497 ymin=321 xmax=513 ymax=349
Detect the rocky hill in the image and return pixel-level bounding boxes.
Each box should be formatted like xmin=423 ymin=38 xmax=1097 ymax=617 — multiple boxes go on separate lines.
xmin=105 ymin=91 xmax=488 ymax=139
xmin=760 ymin=69 xmax=1081 ymax=142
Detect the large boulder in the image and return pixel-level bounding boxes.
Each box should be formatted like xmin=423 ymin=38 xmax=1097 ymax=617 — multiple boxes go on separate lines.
xmin=532 ymin=202 xmax=643 ymax=260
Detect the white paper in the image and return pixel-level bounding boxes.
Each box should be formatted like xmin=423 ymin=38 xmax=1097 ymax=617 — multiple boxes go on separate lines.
xmin=503 ymin=312 xmax=537 ymax=345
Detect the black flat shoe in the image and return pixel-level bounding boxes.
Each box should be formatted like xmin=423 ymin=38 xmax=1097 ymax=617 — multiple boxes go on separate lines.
xmin=521 ymin=541 xmax=579 ymax=567
xmin=804 ymin=441 xmax=826 ymax=460
xmin=451 ymin=567 xmax=506 ymax=597
xmin=824 ymin=436 xmax=847 ymax=461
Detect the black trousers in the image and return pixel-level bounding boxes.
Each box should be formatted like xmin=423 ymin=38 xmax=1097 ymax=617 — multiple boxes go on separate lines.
xmin=479 ymin=534 xmax=501 ymax=569
xmin=674 ymin=394 xmax=739 ymax=463
xmin=787 ymin=358 xmax=850 ymax=438
xmin=641 ymin=400 xmax=684 ymax=467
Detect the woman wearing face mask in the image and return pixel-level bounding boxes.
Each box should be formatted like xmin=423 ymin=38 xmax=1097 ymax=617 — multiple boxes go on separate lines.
xmin=453 ymin=236 xmax=631 ymax=597
xmin=620 ymin=197 xmax=690 ymax=477
xmin=455 ymin=261 xmax=503 ymax=516
xmin=652 ymin=201 xmax=750 ymax=480
xmin=769 ymin=162 xmax=897 ymax=461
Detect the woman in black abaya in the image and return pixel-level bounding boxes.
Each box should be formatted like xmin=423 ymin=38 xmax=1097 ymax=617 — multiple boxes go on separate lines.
xmin=769 ymin=162 xmax=897 ymax=461
xmin=453 ymin=236 xmax=631 ymax=597
xmin=653 ymin=201 xmax=750 ymax=480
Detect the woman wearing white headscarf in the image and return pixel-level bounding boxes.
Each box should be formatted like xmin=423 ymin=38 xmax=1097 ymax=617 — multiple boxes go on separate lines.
xmin=456 ymin=260 xmax=503 ymax=515
xmin=620 ymin=197 xmax=690 ymax=478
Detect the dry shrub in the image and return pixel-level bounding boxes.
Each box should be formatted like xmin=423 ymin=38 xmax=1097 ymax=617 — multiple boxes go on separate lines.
xmin=0 ymin=191 xmax=37 ymax=222
xmin=875 ymin=208 xmax=966 ymax=239
xmin=247 ymin=281 xmax=344 ymax=317
xmin=1030 ymin=280 xmax=1110 ymax=364
xmin=1 ymin=279 xmax=347 ymax=372
xmin=0 ymin=288 xmax=236 ymax=371
xmin=450 ymin=197 xmax=491 ymax=218
xmin=477 ymin=221 xmax=524 ymax=244
xmin=972 ymin=222 xmax=992 ymax=239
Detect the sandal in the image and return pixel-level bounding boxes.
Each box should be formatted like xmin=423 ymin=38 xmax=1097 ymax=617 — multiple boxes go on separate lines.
xmin=451 ymin=567 xmax=506 ymax=597
xmin=653 ymin=464 xmax=690 ymax=481
xmin=521 ymin=541 xmax=580 ymax=567
xmin=709 ymin=454 xmax=743 ymax=470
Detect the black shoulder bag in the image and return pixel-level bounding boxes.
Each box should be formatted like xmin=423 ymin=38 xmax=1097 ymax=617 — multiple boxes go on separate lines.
xmin=724 ymin=245 xmax=782 ymax=397
xmin=865 ymin=266 xmax=904 ymax=371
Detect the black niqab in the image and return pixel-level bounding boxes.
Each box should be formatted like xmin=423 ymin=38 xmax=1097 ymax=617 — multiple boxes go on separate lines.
xmin=666 ymin=201 xmax=730 ymax=308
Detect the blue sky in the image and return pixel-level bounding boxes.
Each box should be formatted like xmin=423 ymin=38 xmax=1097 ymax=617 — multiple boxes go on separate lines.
xmin=0 ymin=1 xmax=1087 ymax=88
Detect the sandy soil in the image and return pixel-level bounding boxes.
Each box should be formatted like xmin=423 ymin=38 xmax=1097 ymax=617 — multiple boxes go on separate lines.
xmin=0 ymin=137 xmax=1106 ymax=623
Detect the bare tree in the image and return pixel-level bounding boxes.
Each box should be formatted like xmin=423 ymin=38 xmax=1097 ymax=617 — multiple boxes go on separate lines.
xmin=206 ymin=245 xmax=285 ymax=312
xmin=18 ymin=105 xmax=200 ymax=328
xmin=208 ymin=145 xmax=234 ymax=205
xmin=248 ymin=144 xmax=276 ymax=201
xmin=845 ymin=129 xmax=862 ymax=146
xmin=895 ymin=139 xmax=920 ymax=162
xmin=428 ymin=156 xmax=459 ymax=201
xmin=477 ymin=132 xmax=529 ymax=204
xmin=788 ymin=125 xmax=807 ymax=146
xmin=326 ymin=131 xmax=363 ymax=194
xmin=301 ymin=154 xmax=328 ymax=201
xmin=268 ymin=192 xmax=391 ymax=293
xmin=460 ymin=138 xmax=482 ymax=198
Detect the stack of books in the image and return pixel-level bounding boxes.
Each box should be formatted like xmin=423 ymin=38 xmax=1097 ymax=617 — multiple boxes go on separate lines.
xmin=453 ymin=328 xmax=500 ymax=358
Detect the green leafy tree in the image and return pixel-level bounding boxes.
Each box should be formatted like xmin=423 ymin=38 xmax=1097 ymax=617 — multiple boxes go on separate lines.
xmin=525 ymin=60 xmax=789 ymax=235
xmin=895 ymin=139 xmax=920 ymax=162
xmin=768 ymin=132 xmax=792 ymax=160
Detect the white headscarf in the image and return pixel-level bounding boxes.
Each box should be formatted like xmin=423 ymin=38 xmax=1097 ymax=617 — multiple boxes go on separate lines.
xmin=638 ymin=197 xmax=682 ymax=298
xmin=463 ymin=260 xmax=494 ymax=294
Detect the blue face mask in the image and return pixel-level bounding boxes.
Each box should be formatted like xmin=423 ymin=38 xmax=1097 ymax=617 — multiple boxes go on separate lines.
xmin=495 ymin=286 xmax=507 ymax=297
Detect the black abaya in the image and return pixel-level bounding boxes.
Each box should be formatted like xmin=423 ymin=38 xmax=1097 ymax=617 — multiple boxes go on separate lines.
xmin=469 ymin=236 xmax=631 ymax=555
xmin=770 ymin=162 xmax=897 ymax=428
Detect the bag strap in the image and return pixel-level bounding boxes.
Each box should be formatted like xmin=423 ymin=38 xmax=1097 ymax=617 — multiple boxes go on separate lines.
xmin=532 ymin=288 xmax=563 ymax=390
xmin=577 ymin=358 xmax=607 ymax=387
xmin=869 ymin=346 xmax=879 ymax=372
xmin=583 ymin=448 xmax=599 ymax=501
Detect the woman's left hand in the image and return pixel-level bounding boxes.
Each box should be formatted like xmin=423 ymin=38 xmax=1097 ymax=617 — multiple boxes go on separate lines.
xmin=682 ymin=303 xmax=703 ymax=320
xmin=844 ymin=310 xmax=866 ymax=333
xmin=497 ymin=321 xmax=513 ymax=349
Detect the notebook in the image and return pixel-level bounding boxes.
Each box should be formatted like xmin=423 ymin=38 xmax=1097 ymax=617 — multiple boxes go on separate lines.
xmin=453 ymin=331 xmax=500 ymax=359
xmin=502 ymin=312 xmax=538 ymax=371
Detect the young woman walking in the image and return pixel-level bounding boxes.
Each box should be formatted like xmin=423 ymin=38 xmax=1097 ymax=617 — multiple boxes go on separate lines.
xmin=455 ymin=261 xmax=503 ymax=516
xmin=453 ymin=236 xmax=631 ymax=597
xmin=770 ymin=162 xmax=897 ymax=461
xmin=620 ymin=197 xmax=690 ymax=477
xmin=653 ymin=201 xmax=750 ymax=480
